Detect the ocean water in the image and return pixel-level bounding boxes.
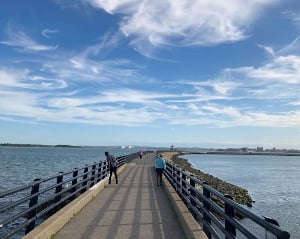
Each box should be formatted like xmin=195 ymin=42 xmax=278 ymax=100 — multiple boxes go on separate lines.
xmin=182 ymin=154 xmax=300 ymax=239
xmin=0 ymin=146 xmax=137 ymax=191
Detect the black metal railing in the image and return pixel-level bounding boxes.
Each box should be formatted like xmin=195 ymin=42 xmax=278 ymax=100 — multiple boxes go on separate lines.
xmin=164 ymin=160 xmax=290 ymax=239
xmin=0 ymin=156 xmax=125 ymax=239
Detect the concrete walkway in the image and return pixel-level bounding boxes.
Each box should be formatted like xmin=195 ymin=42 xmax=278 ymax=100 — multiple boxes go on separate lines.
xmin=54 ymin=153 xmax=187 ymax=239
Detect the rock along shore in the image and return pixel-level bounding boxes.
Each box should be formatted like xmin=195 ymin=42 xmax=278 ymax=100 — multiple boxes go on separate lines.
xmin=161 ymin=151 xmax=253 ymax=207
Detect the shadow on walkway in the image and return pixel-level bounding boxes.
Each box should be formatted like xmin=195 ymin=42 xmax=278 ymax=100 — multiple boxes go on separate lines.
xmin=54 ymin=153 xmax=186 ymax=239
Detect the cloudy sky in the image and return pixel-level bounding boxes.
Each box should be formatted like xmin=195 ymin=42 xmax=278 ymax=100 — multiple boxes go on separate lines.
xmin=1 ymin=0 xmax=300 ymax=148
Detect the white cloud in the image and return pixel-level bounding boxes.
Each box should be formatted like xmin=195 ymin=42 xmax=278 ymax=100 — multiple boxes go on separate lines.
xmin=88 ymin=0 xmax=278 ymax=56
xmin=77 ymin=31 xmax=123 ymax=59
xmin=167 ymin=102 xmax=300 ymax=128
xmin=2 ymin=46 xmax=300 ymax=128
xmin=89 ymin=0 xmax=140 ymax=14
xmin=0 ymin=25 xmax=57 ymax=52
xmin=0 ymin=90 xmax=46 ymax=118
xmin=257 ymin=44 xmax=276 ymax=57
xmin=282 ymin=10 xmax=300 ymax=29
xmin=41 ymin=29 xmax=59 ymax=39
xmin=0 ymin=69 xmax=27 ymax=88
xmin=277 ymin=35 xmax=300 ymax=55
xmin=0 ymin=68 xmax=67 ymax=90
xmin=225 ymin=55 xmax=300 ymax=84
xmin=1 ymin=76 xmax=300 ymax=128
xmin=1 ymin=10 xmax=300 ymax=130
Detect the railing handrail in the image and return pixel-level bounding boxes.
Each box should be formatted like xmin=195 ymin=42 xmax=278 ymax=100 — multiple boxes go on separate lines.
xmin=164 ymin=160 xmax=290 ymax=239
xmin=0 ymin=155 xmax=126 ymax=239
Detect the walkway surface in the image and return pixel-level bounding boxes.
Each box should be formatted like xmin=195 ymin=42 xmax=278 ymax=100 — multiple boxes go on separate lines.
xmin=54 ymin=153 xmax=187 ymax=239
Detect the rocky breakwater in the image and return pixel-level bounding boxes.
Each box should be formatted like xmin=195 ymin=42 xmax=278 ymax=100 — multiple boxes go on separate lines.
xmin=161 ymin=151 xmax=253 ymax=207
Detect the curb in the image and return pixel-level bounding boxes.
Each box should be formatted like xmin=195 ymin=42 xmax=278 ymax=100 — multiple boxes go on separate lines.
xmin=162 ymin=175 xmax=208 ymax=239
xmin=22 ymin=164 xmax=127 ymax=239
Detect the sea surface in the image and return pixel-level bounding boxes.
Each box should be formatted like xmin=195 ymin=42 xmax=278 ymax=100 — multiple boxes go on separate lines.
xmin=0 ymin=146 xmax=139 ymax=192
xmin=182 ymin=153 xmax=300 ymax=239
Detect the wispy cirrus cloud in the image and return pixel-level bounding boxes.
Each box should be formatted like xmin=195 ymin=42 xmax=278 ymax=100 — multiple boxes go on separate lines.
xmin=41 ymin=29 xmax=59 ymax=39
xmin=2 ymin=35 xmax=300 ymax=128
xmin=2 ymin=57 xmax=300 ymax=129
xmin=0 ymin=68 xmax=67 ymax=90
xmin=257 ymin=44 xmax=276 ymax=57
xmin=0 ymin=25 xmax=57 ymax=52
xmin=226 ymin=55 xmax=300 ymax=84
xmin=277 ymin=35 xmax=300 ymax=55
xmin=283 ymin=10 xmax=300 ymax=29
xmin=77 ymin=31 xmax=124 ymax=60
xmin=88 ymin=0 xmax=279 ymax=56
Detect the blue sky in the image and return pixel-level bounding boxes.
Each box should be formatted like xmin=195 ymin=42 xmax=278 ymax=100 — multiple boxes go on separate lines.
xmin=1 ymin=0 xmax=300 ymax=148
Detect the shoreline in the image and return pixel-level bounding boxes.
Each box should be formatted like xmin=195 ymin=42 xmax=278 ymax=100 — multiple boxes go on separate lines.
xmin=161 ymin=151 xmax=253 ymax=206
xmin=189 ymin=151 xmax=300 ymax=156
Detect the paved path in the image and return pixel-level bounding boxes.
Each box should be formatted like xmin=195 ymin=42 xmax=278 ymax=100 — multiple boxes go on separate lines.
xmin=54 ymin=153 xmax=187 ymax=239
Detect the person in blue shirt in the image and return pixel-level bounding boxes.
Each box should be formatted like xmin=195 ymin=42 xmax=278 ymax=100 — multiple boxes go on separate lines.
xmin=155 ymin=154 xmax=166 ymax=186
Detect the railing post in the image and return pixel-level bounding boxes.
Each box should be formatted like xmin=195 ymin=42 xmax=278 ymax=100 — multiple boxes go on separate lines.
xmin=90 ymin=163 xmax=96 ymax=187
xmin=116 ymin=156 xmax=120 ymax=168
xmin=176 ymin=167 xmax=181 ymax=191
xmin=172 ymin=164 xmax=176 ymax=186
xmin=121 ymin=156 xmax=126 ymax=166
xmin=97 ymin=162 xmax=102 ymax=182
xmin=190 ymin=176 xmax=197 ymax=213
xmin=182 ymin=170 xmax=187 ymax=201
xmin=81 ymin=166 xmax=89 ymax=194
xmin=224 ymin=195 xmax=236 ymax=238
xmin=105 ymin=160 xmax=109 ymax=177
xmin=54 ymin=172 xmax=64 ymax=209
xmin=203 ymin=183 xmax=212 ymax=239
xmin=25 ymin=178 xmax=41 ymax=234
xmin=71 ymin=168 xmax=78 ymax=200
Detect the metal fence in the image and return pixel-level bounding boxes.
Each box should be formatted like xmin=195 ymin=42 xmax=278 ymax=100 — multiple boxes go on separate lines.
xmin=164 ymin=160 xmax=290 ymax=239
xmin=0 ymin=156 xmax=125 ymax=239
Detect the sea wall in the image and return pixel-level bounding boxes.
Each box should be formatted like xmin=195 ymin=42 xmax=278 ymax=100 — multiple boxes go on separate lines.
xmin=161 ymin=151 xmax=253 ymax=206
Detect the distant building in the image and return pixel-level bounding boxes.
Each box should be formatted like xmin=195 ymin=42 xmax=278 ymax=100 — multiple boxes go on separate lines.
xmin=170 ymin=145 xmax=174 ymax=150
xmin=257 ymin=146 xmax=264 ymax=152
xmin=240 ymin=147 xmax=248 ymax=152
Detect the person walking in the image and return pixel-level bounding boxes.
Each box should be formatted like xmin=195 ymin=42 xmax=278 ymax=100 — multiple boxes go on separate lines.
xmin=105 ymin=151 xmax=118 ymax=184
xmin=155 ymin=154 xmax=166 ymax=186
xmin=139 ymin=150 xmax=143 ymax=159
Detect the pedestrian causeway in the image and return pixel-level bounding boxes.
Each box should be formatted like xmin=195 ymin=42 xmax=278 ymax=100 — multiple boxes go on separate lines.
xmin=54 ymin=154 xmax=187 ymax=239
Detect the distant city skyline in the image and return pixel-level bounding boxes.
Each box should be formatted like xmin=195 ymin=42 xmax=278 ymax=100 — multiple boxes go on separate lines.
xmin=1 ymin=1 xmax=300 ymax=149
xmin=1 ymin=142 xmax=300 ymax=151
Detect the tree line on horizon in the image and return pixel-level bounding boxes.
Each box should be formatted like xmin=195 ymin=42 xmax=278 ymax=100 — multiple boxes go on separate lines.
xmin=0 ymin=143 xmax=80 ymax=148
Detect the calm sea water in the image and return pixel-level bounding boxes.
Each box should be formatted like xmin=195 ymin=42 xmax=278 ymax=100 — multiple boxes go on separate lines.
xmin=0 ymin=146 xmax=137 ymax=192
xmin=182 ymin=154 xmax=300 ymax=239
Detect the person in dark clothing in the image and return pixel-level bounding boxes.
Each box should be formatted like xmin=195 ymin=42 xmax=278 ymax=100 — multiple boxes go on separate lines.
xmin=105 ymin=151 xmax=118 ymax=184
xmin=139 ymin=150 xmax=143 ymax=159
